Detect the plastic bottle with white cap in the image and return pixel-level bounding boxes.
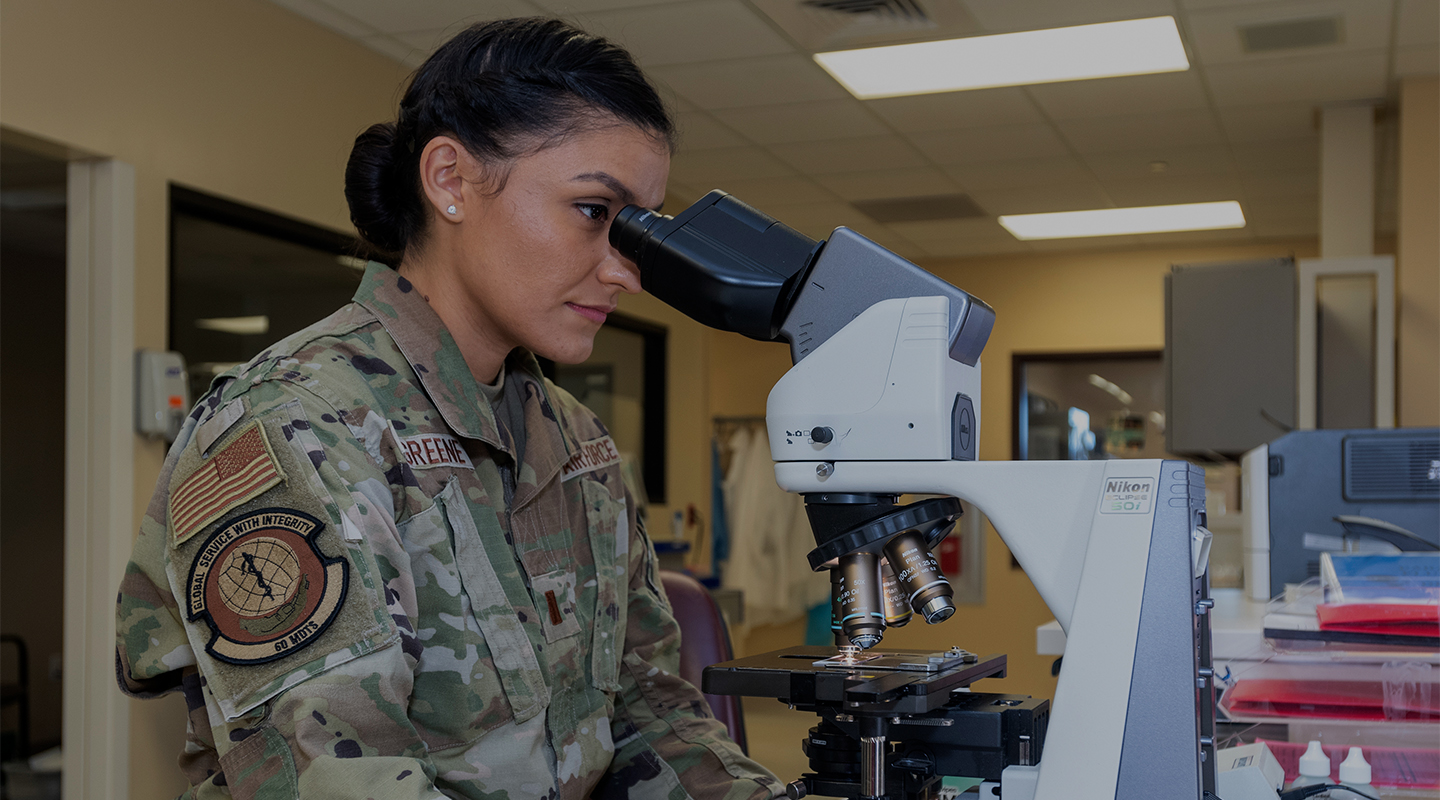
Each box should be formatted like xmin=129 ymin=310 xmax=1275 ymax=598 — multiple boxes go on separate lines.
xmin=1331 ymin=747 xmax=1374 ymax=799
xmin=1289 ymin=740 xmax=1332 ymax=790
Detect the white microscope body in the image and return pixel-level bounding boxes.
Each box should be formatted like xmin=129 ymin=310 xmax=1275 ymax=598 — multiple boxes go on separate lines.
xmin=766 ymin=294 xmax=1216 ymax=800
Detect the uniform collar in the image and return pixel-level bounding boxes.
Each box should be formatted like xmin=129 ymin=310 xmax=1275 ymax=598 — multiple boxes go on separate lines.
xmin=353 ymin=261 xmax=503 ymax=446
xmin=353 ymin=262 xmax=578 ymax=472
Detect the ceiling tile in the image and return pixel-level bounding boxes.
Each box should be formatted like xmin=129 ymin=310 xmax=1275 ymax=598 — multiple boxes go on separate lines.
xmin=326 ymin=0 xmax=542 ymax=33
xmin=1232 ymin=138 xmax=1319 ymax=174
xmin=1395 ymin=46 xmax=1440 ymax=77
xmin=814 ymin=168 xmax=961 ymax=201
xmin=1249 ymin=218 xmax=1320 ymax=238
xmin=529 ymin=0 xmax=680 ymax=14
xmin=1024 ymin=234 xmax=1146 ymax=251
xmin=674 ymin=110 xmax=748 ymax=150
xmin=864 ymin=88 xmax=1044 ymax=133
xmin=712 ymin=100 xmax=889 ymax=145
xmin=1134 ymin=228 xmax=1256 ymax=246
xmin=668 ymin=146 xmax=794 ymax=185
xmin=756 ymin=202 xmax=874 ymax=239
xmin=967 ymin=181 xmax=1114 ymax=215
xmin=1184 ymin=0 xmax=1394 ymax=66
xmin=918 ymin=236 xmax=1031 ymax=258
xmin=1239 ymin=169 xmax=1318 ymax=199
xmin=1098 ymin=174 xmax=1243 ymax=207
xmin=1217 ymin=103 xmax=1318 ymax=142
xmin=1056 ymin=110 xmax=1226 ymax=153
xmin=270 ymin=0 xmax=381 ymax=38
xmin=888 ymin=217 xmax=1012 ymax=243
xmin=959 ymin=0 xmax=1176 ymax=33
xmin=1025 ymin=71 xmax=1209 ymax=121
xmin=944 ymin=155 xmax=1093 ymax=190
xmin=1397 ymin=0 xmax=1440 ymax=47
xmin=1083 ymin=146 xmax=1235 ymax=180
xmin=1245 ymin=195 xmax=1318 ymax=216
xmin=650 ymin=55 xmax=851 ymax=110
xmin=576 ymin=1 xmax=794 ymax=67
xmin=768 ymin=136 xmax=929 ymax=174
xmin=907 ymin=124 xmax=1071 ymax=164
xmin=713 ymin=176 xmax=838 ymax=207
xmin=1203 ymin=51 xmax=1389 ymax=106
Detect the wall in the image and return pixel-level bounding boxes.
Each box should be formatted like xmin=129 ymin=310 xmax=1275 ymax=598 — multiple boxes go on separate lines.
xmin=1 ymin=1 xmax=407 ymax=795
xmin=1398 ymin=76 xmax=1440 ymax=427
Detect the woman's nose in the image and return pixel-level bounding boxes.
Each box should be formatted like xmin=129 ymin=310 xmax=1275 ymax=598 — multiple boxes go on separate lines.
xmin=602 ymin=248 xmax=643 ymax=295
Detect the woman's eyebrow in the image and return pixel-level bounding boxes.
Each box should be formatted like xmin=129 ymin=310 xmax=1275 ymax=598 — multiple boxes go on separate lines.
xmin=571 ymin=171 xmax=638 ymax=207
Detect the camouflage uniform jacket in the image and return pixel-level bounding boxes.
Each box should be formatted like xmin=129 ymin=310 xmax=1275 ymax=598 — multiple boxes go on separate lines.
xmin=117 ymin=261 xmax=782 ymax=800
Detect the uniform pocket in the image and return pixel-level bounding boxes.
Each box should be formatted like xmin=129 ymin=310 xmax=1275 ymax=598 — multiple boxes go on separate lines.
xmin=396 ymin=494 xmax=516 ymax=749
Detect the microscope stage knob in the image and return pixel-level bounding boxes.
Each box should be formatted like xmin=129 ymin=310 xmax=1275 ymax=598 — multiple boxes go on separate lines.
xmin=811 ymin=426 xmax=834 ymax=444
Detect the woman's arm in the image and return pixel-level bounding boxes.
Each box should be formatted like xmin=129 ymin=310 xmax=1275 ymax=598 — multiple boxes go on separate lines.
xmin=117 ymin=381 xmax=449 ymax=799
xmin=600 ymin=510 xmax=782 ymax=800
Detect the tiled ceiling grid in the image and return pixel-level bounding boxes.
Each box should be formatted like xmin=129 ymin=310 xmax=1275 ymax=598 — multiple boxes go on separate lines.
xmin=271 ymin=0 xmax=1438 ymax=259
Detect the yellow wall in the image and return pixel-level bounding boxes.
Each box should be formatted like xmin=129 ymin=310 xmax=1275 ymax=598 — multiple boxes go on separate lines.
xmin=1398 ymin=76 xmax=1440 ymax=427
xmin=2 ymin=1 xmax=407 ymax=796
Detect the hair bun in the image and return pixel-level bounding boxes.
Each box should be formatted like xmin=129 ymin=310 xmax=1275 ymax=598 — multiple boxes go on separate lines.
xmin=344 ymin=122 xmax=412 ymax=257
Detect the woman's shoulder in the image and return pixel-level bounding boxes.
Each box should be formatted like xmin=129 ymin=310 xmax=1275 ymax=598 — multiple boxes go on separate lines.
xmin=210 ymin=302 xmax=409 ymax=407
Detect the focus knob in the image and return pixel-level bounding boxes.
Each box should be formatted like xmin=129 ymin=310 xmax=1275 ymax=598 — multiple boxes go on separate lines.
xmin=785 ymin=780 xmax=808 ymax=799
xmin=811 ymin=426 xmax=834 ymax=444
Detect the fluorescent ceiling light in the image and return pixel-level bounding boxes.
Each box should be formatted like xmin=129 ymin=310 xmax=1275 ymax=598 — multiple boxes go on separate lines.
xmin=336 ymin=254 xmax=369 ymax=270
xmin=814 ymin=16 xmax=1189 ymax=99
xmin=999 ymin=202 xmax=1245 ymax=240
xmin=195 ymin=315 xmax=269 ymax=335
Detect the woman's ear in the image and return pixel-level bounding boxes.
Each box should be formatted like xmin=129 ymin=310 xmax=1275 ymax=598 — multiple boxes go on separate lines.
xmin=419 ymin=136 xmax=466 ymax=223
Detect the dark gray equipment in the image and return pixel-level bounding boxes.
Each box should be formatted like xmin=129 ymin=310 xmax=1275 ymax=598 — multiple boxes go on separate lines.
xmin=1165 ymin=258 xmax=1297 ymax=458
xmin=1265 ymin=427 xmax=1440 ymax=590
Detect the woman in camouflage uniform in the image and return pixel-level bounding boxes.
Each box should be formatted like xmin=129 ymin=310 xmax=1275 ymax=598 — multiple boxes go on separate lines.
xmin=116 ymin=18 xmax=780 ymax=800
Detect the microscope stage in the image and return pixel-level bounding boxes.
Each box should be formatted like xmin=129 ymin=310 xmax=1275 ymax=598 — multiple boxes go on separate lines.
xmin=702 ymin=645 xmax=1007 ymax=716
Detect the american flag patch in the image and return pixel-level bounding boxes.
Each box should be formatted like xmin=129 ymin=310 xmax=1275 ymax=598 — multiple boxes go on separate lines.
xmin=171 ymin=422 xmax=285 ymax=545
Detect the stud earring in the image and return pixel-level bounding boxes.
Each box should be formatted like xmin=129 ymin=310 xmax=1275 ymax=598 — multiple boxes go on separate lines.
xmin=446 ymin=205 xmax=457 ymax=215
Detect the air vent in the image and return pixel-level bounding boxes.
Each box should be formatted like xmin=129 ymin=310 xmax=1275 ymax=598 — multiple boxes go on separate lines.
xmin=749 ymin=0 xmax=981 ymax=52
xmin=1343 ymin=433 xmax=1440 ymax=502
xmin=1239 ymin=16 xmax=1342 ymax=54
xmin=852 ymin=194 xmax=986 ymax=224
xmin=803 ymin=0 xmax=929 ymax=24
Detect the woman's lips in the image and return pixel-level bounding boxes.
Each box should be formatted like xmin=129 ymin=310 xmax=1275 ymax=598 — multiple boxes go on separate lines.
xmin=566 ymin=302 xmax=609 ymax=324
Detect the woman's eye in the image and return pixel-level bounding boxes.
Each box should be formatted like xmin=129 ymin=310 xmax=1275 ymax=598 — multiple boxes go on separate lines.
xmin=578 ymin=203 xmax=609 ymax=222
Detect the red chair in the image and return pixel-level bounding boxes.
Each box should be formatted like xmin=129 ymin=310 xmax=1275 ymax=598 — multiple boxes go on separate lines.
xmin=658 ymin=570 xmax=748 ymax=755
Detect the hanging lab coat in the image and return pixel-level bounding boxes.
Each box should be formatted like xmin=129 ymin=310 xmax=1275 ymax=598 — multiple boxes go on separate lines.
xmin=721 ymin=426 xmax=829 ymax=627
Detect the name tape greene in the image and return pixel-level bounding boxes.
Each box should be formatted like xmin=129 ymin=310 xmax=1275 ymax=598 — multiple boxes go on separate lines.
xmin=395 ymin=429 xmax=474 ymax=470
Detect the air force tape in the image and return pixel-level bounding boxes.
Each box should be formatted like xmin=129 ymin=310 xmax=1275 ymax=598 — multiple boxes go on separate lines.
xmin=186 ymin=508 xmax=348 ymax=665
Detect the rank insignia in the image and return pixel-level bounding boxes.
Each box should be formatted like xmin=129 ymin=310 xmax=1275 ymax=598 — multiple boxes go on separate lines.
xmin=186 ymin=508 xmax=348 ymax=665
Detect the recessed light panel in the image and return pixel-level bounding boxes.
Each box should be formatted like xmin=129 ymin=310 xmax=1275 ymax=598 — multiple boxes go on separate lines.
xmin=998 ymin=202 xmax=1246 ymax=240
xmin=814 ymin=16 xmax=1190 ymax=99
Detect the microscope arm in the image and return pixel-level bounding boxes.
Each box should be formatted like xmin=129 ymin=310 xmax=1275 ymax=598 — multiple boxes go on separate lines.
xmin=775 ymin=460 xmax=1214 ymax=800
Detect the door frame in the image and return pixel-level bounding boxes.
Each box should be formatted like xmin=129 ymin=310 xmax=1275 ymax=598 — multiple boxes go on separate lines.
xmin=63 ymin=157 xmax=135 ymax=800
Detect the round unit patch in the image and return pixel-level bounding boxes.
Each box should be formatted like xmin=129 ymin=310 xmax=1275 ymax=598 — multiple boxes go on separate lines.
xmin=186 ymin=508 xmax=348 ymax=665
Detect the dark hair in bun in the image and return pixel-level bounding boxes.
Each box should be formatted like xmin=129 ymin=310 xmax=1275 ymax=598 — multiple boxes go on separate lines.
xmin=345 ymin=17 xmax=676 ymax=260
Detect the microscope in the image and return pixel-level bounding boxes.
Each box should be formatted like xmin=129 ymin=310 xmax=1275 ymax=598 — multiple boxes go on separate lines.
xmin=611 ymin=192 xmax=1218 ymax=800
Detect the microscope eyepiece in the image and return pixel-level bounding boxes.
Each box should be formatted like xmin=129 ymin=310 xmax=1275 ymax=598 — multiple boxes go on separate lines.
xmin=609 ymin=203 xmax=668 ymax=260
xmin=608 ymin=190 xmax=819 ymax=342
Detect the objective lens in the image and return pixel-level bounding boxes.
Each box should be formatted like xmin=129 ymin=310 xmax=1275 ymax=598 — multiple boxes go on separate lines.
xmin=883 ymin=530 xmax=955 ymax=624
xmin=829 ymin=569 xmax=847 ymax=648
xmin=836 ymin=552 xmax=884 ymax=649
xmin=879 ymin=561 xmax=912 ymax=628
